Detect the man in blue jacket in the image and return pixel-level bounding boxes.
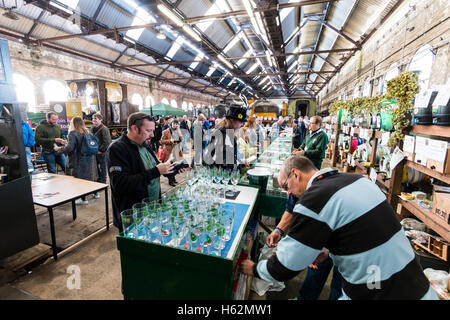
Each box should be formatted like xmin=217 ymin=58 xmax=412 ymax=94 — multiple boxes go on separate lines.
xmin=22 ymin=120 xmax=35 ymax=174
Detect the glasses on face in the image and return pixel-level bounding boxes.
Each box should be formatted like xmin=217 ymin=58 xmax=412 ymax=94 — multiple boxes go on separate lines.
xmin=281 ymin=170 xmax=293 ymax=191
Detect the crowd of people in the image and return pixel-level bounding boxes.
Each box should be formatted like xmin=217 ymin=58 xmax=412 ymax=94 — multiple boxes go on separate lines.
xmin=28 ymin=106 xmax=437 ymax=300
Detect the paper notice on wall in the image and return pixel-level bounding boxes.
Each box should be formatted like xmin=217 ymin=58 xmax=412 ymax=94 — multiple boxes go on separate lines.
xmin=427 ymin=139 xmax=448 ymax=163
xmin=381 ymin=132 xmax=390 ymax=146
xmin=403 ymin=135 xmax=415 ymax=153
xmin=414 ymin=136 xmax=429 ymax=165
xmin=414 ymin=90 xmax=433 ymax=109
xmin=390 ymin=147 xmax=404 ymax=177
xmin=415 ymin=136 xmax=429 ymax=155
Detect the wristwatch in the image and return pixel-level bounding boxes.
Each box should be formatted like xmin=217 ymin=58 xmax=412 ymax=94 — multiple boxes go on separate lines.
xmin=275 ymin=226 xmax=285 ymax=236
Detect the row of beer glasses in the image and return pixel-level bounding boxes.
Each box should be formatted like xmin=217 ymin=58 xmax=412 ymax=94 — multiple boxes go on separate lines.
xmin=186 ymin=166 xmax=240 ymax=193
xmin=120 ymin=182 xmax=236 ymax=257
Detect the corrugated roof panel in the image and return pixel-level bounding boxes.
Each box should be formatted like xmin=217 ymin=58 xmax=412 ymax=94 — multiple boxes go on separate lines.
xmin=16 ymin=2 xmax=44 ymax=20
xmin=77 ymin=0 xmax=102 ymax=18
xmin=345 ymin=0 xmax=392 ymax=40
xmin=138 ymin=29 xmax=171 ymax=56
xmin=0 ymin=9 xmax=35 ymax=34
xmin=95 ymin=1 xmax=133 ymax=28
xmin=32 ymin=23 xmax=67 ymax=39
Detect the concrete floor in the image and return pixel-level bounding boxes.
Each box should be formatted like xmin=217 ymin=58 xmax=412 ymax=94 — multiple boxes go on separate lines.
xmin=0 ymin=145 xmax=338 ymax=300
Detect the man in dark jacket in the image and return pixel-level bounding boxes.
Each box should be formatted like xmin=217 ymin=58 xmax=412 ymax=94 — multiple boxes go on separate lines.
xmin=106 ymin=112 xmax=175 ymax=232
xmin=292 ymin=117 xmax=306 ymax=149
xmin=91 ymin=113 xmax=112 ymax=186
xmin=294 ymin=116 xmax=328 ymax=169
xmin=35 ymin=112 xmax=67 ymax=173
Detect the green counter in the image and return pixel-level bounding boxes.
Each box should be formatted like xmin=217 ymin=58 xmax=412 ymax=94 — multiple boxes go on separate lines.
xmin=117 ymin=185 xmax=259 ymax=300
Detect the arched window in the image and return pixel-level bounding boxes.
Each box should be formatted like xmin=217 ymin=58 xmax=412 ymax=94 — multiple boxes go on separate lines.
xmin=161 ymin=98 xmax=169 ymax=105
xmin=13 ymin=73 xmax=36 ymax=112
xmin=408 ymin=44 xmax=434 ymax=93
xmin=188 ymin=102 xmax=194 ymax=110
xmin=43 ymin=80 xmax=69 ymax=104
xmin=145 ymin=95 xmax=155 ymax=109
xmin=381 ymin=63 xmax=399 ymax=95
xmin=131 ymin=93 xmax=143 ymax=110
xmin=353 ymin=86 xmax=360 ymax=99
xmin=362 ymin=79 xmax=371 ymax=97
xmin=170 ymin=99 xmax=178 ymax=108
xmin=181 ymin=101 xmax=188 ymax=110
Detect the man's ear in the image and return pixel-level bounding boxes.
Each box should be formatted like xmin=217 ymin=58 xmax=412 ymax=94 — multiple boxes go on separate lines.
xmin=293 ymin=168 xmax=301 ymax=181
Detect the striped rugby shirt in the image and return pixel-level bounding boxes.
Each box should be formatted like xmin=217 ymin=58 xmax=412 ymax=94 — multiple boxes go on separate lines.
xmin=254 ymin=170 xmax=438 ymax=300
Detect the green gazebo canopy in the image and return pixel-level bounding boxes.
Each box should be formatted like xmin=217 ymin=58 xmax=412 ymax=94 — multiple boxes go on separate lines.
xmin=141 ymin=103 xmax=188 ymax=117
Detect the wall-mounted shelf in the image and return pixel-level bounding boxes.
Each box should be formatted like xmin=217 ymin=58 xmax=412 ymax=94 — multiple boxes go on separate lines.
xmin=405 ymin=160 xmax=450 ymax=185
xmin=408 ymin=125 xmax=450 ymax=138
xmin=398 ymin=198 xmax=450 ymax=243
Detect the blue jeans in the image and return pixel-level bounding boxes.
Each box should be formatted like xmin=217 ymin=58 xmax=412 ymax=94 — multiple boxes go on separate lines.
xmin=25 ymin=147 xmax=35 ymax=174
xmin=298 ymin=257 xmax=343 ymax=300
xmin=42 ymin=150 xmax=66 ymax=174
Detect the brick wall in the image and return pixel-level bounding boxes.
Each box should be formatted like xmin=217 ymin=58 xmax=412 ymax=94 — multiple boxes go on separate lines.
xmin=7 ymin=40 xmax=220 ymax=113
xmin=318 ymin=0 xmax=450 ymax=110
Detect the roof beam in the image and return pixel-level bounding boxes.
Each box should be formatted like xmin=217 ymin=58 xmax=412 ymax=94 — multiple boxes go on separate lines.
xmin=226 ymin=48 xmax=358 ymax=60
xmin=24 ymin=10 xmax=45 ymax=42
xmin=33 ymin=23 xmax=159 ymax=43
xmin=169 ymin=71 xmax=336 ymax=80
xmin=313 ymin=18 xmax=361 ymax=49
xmin=184 ymin=0 xmax=340 ymax=23
xmin=122 ymin=48 xmax=359 ymax=68
xmin=88 ymin=0 xmax=108 ymax=32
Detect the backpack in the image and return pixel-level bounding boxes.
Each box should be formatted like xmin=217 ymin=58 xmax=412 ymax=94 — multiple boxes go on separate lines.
xmin=81 ymin=133 xmax=99 ymax=156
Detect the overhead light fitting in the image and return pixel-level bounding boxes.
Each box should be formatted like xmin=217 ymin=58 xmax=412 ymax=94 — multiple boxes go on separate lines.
xmin=182 ymin=25 xmax=201 ymax=42
xmin=265 ymin=50 xmax=273 ymax=67
xmin=156 ymin=31 xmax=166 ymax=40
xmin=157 ymin=4 xmax=183 ymax=27
xmin=217 ymin=54 xmax=234 ymax=70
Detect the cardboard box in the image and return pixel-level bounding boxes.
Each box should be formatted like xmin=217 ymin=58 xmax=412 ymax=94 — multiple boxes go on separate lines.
xmin=426 ymin=139 xmax=450 ymax=174
xmin=432 ymin=189 xmax=450 ymax=226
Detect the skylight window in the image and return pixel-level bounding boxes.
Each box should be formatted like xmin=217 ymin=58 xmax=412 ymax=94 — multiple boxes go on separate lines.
xmin=190 ymin=53 xmax=205 ymax=70
xmin=59 ymin=0 xmax=79 ymax=10
xmin=206 ymin=67 xmax=217 ymax=77
xmin=166 ymin=36 xmax=184 ymax=59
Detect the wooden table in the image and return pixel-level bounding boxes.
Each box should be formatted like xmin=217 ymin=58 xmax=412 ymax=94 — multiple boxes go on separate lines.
xmin=31 ymin=173 xmax=109 ymax=261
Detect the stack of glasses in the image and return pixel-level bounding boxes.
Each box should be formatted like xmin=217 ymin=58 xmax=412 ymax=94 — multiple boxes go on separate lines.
xmin=120 ymin=167 xmax=241 ymax=257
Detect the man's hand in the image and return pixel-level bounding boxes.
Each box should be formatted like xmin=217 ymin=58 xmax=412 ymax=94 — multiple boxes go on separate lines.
xmin=308 ymin=249 xmax=329 ymax=270
xmin=156 ymin=160 xmax=174 ymax=175
xmin=55 ymin=138 xmax=66 ymax=145
xmin=53 ymin=146 xmax=60 ymax=152
xmin=266 ymin=229 xmax=281 ymax=248
xmin=292 ymin=148 xmax=305 ymax=156
xmin=240 ymin=259 xmax=255 ymax=276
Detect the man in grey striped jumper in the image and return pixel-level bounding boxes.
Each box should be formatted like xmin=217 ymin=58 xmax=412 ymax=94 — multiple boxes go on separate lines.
xmin=241 ymin=155 xmax=437 ymax=300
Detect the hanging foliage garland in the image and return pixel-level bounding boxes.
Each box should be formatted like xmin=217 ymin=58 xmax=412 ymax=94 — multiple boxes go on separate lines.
xmin=384 ymin=71 xmax=420 ymax=147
